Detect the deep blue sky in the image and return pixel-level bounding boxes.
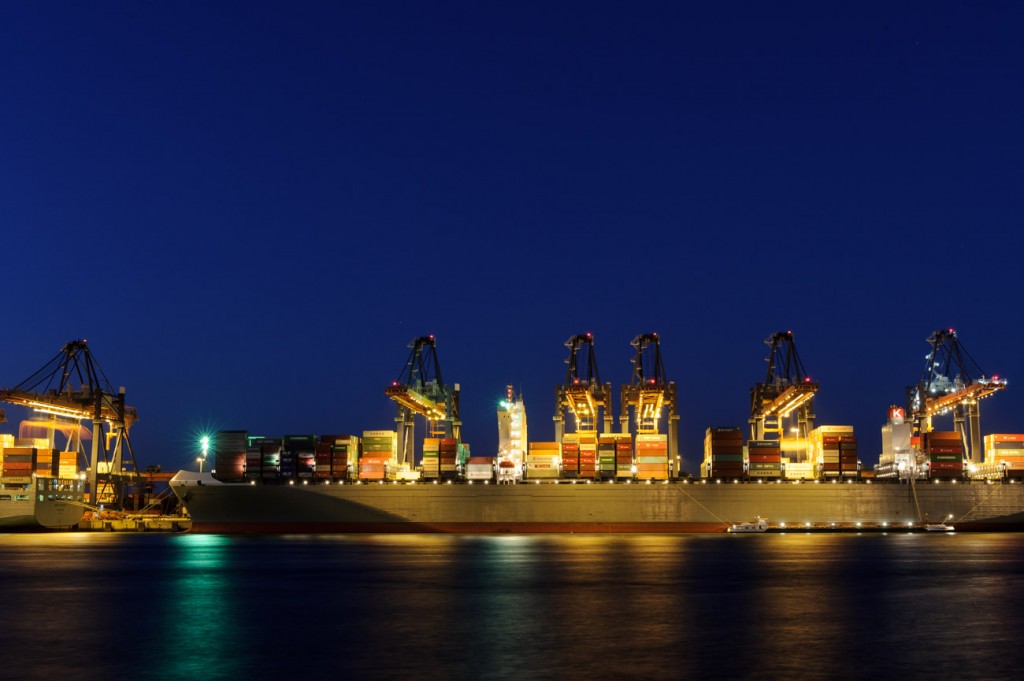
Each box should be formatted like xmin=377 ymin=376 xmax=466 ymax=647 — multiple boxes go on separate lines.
xmin=2 ymin=2 xmax=1022 ymax=474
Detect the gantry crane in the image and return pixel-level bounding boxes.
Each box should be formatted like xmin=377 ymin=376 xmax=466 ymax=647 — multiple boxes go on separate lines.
xmin=0 ymin=339 xmax=139 ymax=505
xmin=554 ymin=333 xmax=612 ymax=441
xmin=907 ymin=328 xmax=1007 ymax=463
xmin=385 ymin=335 xmax=461 ymax=466
xmin=619 ymin=333 xmax=679 ymax=463
xmin=749 ymin=331 xmax=818 ymax=441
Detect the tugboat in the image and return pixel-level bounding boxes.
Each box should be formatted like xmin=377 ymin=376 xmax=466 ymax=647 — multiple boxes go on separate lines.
xmin=728 ymin=517 xmax=769 ymax=533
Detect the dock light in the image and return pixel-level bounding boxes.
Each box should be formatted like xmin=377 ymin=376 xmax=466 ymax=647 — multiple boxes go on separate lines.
xmin=882 ymin=522 xmax=888 ymax=527
xmin=805 ymin=522 xmax=810 ymax=528
xmin=856 ymin=522 xmax=862 ymax=528
xmin=289 ymin=480 xmax=295 ymax=485
xmin=780 ymin=522 xmax=786 ymax=528
xmin=907 ymin=521 xmax=913 ymax=527
xmin=303 ymin=480 xmax=308 ymax=485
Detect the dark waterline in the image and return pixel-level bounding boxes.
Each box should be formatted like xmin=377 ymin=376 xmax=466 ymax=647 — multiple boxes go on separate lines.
xmin=1 ymin=533 xmax=1023 ymax=681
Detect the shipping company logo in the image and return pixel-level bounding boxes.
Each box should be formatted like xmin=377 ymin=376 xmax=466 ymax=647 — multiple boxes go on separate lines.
xmin=889 ymin=406 xmax=905 ymax=420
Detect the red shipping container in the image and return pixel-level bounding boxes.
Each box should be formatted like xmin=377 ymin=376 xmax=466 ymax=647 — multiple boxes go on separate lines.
xmin=930 ymin=461 xmax=964 ymax=470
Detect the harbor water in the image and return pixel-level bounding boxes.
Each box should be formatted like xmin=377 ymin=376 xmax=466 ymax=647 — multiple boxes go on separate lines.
xmin=2 ymin=533 xmax=1023 ymax=680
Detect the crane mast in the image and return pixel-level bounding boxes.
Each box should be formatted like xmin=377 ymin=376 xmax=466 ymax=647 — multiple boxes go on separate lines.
xmin=749 ymin=331 xmax=818 ymax=441
xmin=554 ymin=333 xmax=612 ymax=441
xmin=619 ymin=333 xmax=679 ymax=465
xmin=0 ymin=339 xmax=139 ymax=505
xmin=385 ymin=335 xmax=461 ymax=467
xmin=907 ymin=328 xmax=1007 ymax=463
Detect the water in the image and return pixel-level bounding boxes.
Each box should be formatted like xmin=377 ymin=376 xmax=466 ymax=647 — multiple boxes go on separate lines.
xmin=2 ymin=533 xmax=1023 ymax=681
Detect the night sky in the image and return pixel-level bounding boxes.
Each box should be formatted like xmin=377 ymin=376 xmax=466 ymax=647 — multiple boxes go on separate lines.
xmin=2 ymin=2 xmax=1022 ymax=474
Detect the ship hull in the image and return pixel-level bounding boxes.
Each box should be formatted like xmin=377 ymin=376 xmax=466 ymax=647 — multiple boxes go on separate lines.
xmin=0 ymin=477 xmax=86 ymax=530
xmin=171 ymin=473 xmax=1024 ymax=534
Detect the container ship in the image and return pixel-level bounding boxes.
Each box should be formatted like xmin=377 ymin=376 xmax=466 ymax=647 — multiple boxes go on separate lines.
xmin=169 ymin=421 xmax=1024 ymax=534
xmin=170 ymin=328 xmax=1024 ymax=534
xmin=1 ymin=437 xmax=87 ymax=529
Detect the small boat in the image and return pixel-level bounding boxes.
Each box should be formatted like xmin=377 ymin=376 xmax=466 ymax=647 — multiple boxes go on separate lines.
xmin=728 ymin=517 xmax=769 ymax=533
xmin=924 ymin=522 xmax=955 ymax=532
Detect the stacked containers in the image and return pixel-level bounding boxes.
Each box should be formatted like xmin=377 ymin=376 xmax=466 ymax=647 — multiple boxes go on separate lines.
xmin=526 ymin=442 xmax=560 ymax=479
xmin=34 ymin=449 xmax=58 ymax=477
xmin=360 ymin=430 xmax=396 ymax=481
xmin=924 ymin=431 xmax=964 ymax=480
xmin=839 ymin=435 xmax=859 ymax=478
xmin=615 ymin=435 xmax=634 ymax=480
xmin=984 ymin=434 xmax=1024 ymax=479
xmin=809 ymin=426 xmax=854 ymax=479
xmin=316 ymin=435 xmax=358 ymax=481
xmin=0 ymin=447 xmax=33 ymax=484
xmin=439 ymin=438 xmax=458 ymax=480
xmin=284 ymin=435 xmax=317 ymax=480
xmin=465 ymin=456 xmax=494 ymax=481
xmin=259 ymin=437 xmax=284 ymax=481
xmin=421 ymin=438 xmax=440 ymax=479
xmin=598 ymin=434 xmax=617 ymax=479
xmin=636 ymin=433 xmax=669 ymax=480
xmin=820 ymin=436 xmax=840 ymax=477
xmin=57 ymin=451 xmax=78 ymax=479
xmin=457 ymin=442 xmax=471 ymax=467
xmin=747 ymin=440 xmax=782 ymax=479
xmin=578 ymin=434 xmax=597 ymax=479
xmin=561 ymin=433 xmax=579 ymax=479
xmin=213 ymin=430 xmax=247 ymax=482
xmin=703 ymin=427 xmax=744 ymax=479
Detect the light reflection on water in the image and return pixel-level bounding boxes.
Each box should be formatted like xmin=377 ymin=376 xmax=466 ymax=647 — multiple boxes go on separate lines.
xmin=0 ymin=533 xmax=1022 ymax=680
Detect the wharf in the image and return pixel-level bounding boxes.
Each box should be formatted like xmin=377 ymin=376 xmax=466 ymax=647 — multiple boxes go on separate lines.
xmin=78 ymin=514 xmax=191 ymax=532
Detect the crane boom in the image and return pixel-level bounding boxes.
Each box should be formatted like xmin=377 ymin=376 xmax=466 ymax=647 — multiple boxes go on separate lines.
xmin=749 ymin=331 xmax=818 ymax=440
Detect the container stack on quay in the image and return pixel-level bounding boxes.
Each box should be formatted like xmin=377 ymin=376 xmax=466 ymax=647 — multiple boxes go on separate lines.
xmin=213 ymin=431 xmax=247 ymax=482
xmin=985 ymin=435 xmax=1024 ymax=479
xmin=923 ymin=431 xmax=963 ymax=480
xmin=747 ymin=440 xmax=782 ymax=479
xmin=360 ymin=430 xmax=396 ymax=481
xmin=526 ymin=442 xmax=559 ymax=479
xmin=702 ymin=427 xmax=745 ymax=479
xmin=636 ymin=433 xmax=669 ymax=480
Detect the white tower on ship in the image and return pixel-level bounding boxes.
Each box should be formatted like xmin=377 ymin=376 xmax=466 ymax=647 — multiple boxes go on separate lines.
xmin=497 ymin=385 xmax=527 ymax=483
